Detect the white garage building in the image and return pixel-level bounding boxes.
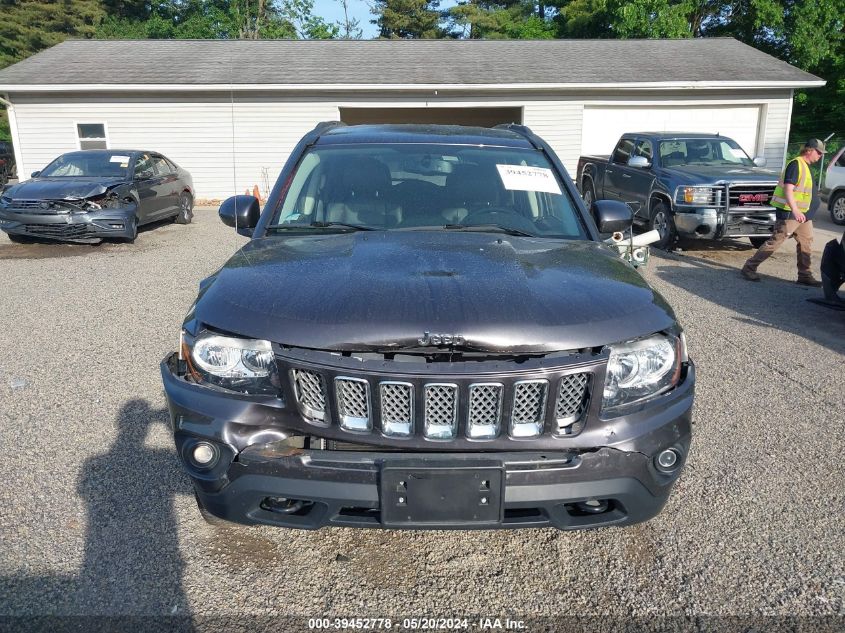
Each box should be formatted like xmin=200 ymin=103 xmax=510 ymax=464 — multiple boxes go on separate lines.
xmin=0 ymin=38 xmax=823 ymax=200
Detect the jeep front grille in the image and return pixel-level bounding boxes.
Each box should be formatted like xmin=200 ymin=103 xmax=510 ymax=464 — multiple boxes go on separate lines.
xmin=467 ymin=383 xmax=503 ymax=439
xmin=424 ymin=383 xmax=458 ymax=439
xmin=335 ymin=377 xmax=370 ymax=432
xmin=556 ymin=373 xmax=590 ymax=433
xmin=511 ymin=380 xmax=548 ymax=438
xmin=380 ymin=382 xmax=413 ymax=437
xmin=288 ymin=366 xmax=592 ymax=441
xmin=291 ymin=369 xmax=327 ymax=424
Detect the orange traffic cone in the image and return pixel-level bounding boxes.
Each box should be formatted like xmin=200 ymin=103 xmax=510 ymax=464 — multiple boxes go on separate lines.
xmin=253 ymin=185 xmax=261 ymax=201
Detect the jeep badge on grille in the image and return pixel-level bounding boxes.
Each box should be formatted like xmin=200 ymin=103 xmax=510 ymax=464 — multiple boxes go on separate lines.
xmin=418 ymin=331 xmax=465 ymax=346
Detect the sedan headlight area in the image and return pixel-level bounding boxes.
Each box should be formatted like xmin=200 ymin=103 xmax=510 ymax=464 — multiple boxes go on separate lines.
xmin=184 ymin=331 xmax=279 ymax=395
xmin=602 ymin=334 xmax=682 ymax=410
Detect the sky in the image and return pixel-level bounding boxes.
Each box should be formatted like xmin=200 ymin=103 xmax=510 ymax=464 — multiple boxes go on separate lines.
xmin=312 ymin=0 xmax=380 ymax=38
xmin=312 ymin=0 xmax=457 ymax=39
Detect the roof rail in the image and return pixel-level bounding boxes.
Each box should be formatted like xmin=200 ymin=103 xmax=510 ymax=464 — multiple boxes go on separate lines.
xmin=312 ymin=121 xmax=347 ymax=135
xmin=494 ymin=123 xmax=534 ymax=137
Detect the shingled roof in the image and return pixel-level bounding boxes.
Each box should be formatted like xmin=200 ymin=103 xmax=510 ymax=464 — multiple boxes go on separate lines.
xmin=0 ymin=38 xmax=823 ymax=89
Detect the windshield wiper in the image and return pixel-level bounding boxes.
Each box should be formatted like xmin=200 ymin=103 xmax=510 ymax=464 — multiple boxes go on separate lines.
xmin=444 ymin=224 xmax=535 ymax=237
xmin=267 ymin=221 xmax=376 ymax=232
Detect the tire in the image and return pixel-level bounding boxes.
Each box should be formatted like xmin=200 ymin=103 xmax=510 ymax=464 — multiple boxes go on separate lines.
xmin=174 ymin=192 xmax=193 ymax=225
xmin=749 ymin=237 xmax=769 ymax=249
xmin=7 ymin=233 xmax=34 ymax=244
xmin=123 ymin=216 xmax=138 ymax=243
xmin=830 ymin=191 xmax=845 ymax=225
xmin=648 ymin=201 xmax=676 ymax=250
xmin=582 ymin=177 xmax=596 ymax=213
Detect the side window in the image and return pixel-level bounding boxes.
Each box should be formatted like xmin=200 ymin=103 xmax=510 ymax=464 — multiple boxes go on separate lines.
xmin=164 ymin=158 xmax=179 ymax=172
xmin=634 ymin=140 xmax=653 ymax=162
xmin=278 ymin=151 xmax=323 ymax=223
xmin=77 ymin=123 xmax=108 ymax=150
xmin=612 ymin=138 xmax=634 ymax=164
xmin=151 ymin=156 xmax=172 ymax=176
xmin=134 ymin=154 xmax=155 ymax=179
xmin=836 ymin=153 xmax=845 ymax=168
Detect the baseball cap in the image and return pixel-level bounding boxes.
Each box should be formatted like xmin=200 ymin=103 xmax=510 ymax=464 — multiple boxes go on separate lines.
xmin=804 ymin=138 xmax=826 ymax=153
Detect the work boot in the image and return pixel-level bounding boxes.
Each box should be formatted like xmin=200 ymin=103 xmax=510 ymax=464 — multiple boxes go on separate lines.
xmin=740 ymin=266 xmax=761 ymax=282
xmin=796 ymin=275 xmax=823 ymax=287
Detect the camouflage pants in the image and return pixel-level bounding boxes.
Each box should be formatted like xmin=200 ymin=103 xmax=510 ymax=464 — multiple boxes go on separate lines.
xmin=743 ymin=218 xmax=814 ymax=277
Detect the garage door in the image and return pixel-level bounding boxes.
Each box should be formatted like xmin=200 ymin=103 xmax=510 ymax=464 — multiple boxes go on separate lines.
xmin=340 ymin=107 xmax=522 ymax=127
xmin=581 ymin=106 xmax=761 ymax=158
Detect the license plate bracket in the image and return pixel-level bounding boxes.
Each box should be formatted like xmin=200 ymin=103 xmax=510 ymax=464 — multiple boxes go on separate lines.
xmin=380 ymin=462 xmax=504 ymax=527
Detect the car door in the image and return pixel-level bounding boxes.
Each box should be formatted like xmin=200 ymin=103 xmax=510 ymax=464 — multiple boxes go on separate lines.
xmin=151 ymin=155 xmax=180 ymax=217
xmin=605 ymin=137 xmax=635 ymax=202
xmin=132 ymin=153 xmax=162 ymax=223
xmin=622 ymin=138 xmax=656 ymax=220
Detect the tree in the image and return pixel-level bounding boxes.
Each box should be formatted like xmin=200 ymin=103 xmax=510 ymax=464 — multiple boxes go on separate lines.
xmin=0 ymin=0 xmax=105 ymax=67
xmin=371 ymin=0 xmax=443 ymax=38
xmin=335 ymin=0 xmax=363 ymax=39
xmin=607 ymin=0 xmax=691 ymax=38
xmin=446 ymin=0 xmax=554 ymax=39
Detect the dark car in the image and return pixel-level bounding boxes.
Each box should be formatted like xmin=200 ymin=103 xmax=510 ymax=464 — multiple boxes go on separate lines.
xmin=0 ymin=141 xmax=15 ymax=185
xmin=161 ymin=122 xmax=694 ymax=531
xmin=577 ymin=133 xmax=780 ymax=249
xmin=0 ymin=149 xmax=194 ymax=243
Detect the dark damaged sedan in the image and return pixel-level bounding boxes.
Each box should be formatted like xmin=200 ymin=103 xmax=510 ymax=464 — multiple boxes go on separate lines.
xmin=162 ymin=122 xmax=695 ymax=531
xmin=0 ymin=150 xmax=194 ymax=243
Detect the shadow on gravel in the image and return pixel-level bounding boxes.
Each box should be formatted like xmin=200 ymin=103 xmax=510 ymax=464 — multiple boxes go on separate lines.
xmin=654 ymin=250 xmax=845 ymax=355
xmin=0 ymin=400 xmax=194 ymax=630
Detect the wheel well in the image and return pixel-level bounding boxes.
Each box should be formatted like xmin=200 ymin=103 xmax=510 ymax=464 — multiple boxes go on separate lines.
xmin=650 ymin=193 xmax=672 ymax=213
xmin=830 ymin=188 xmax=845 ymax=200
xmin=581 ymin=172 xmax=594 ymax=191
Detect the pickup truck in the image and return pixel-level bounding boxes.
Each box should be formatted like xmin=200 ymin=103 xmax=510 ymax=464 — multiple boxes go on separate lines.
xmin=577 ymin=132 xmax=780 ymax=249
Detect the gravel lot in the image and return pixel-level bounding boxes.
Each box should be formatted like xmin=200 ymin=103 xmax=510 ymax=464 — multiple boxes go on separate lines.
xmin=0 ymin=209 xmax=843 ymax=630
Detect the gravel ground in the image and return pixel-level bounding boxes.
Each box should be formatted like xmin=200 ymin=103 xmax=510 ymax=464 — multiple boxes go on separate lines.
xmin=0 ymin=210 xmax=843 ymax=630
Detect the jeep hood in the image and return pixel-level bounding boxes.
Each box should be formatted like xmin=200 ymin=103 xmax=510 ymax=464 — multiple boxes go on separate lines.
xmin=3 ymin=177 xmax=126 ymax=201
xmin=194 ymin=231 xmax=677 ymax=353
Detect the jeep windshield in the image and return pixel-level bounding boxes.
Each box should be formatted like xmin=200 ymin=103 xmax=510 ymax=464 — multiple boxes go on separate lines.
xmin=659 ymin=138 xmax=754 ymax=168
xmin=268 ymin=144 xmax=588 ymax=239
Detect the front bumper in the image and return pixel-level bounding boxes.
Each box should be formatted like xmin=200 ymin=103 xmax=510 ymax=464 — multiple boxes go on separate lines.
xmin=162 ymin=353 xmax=694 ymax=530
xmin=0 ymin=206 xmax=137 ymax=243
xmin=674 ymin=207 xmax=775 ymax=241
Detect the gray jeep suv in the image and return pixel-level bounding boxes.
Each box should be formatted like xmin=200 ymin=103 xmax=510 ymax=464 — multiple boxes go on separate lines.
xmin=161 ymin=122 xmax=694 ymax=531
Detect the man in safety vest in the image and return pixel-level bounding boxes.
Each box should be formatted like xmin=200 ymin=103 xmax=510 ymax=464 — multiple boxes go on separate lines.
xmin=741 ymin=138 xmax=825 ymax=285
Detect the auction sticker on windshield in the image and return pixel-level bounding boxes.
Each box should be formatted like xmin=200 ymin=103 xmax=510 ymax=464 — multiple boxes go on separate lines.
xmin=496 ymin=164 xmax=562 ymax=195
xmin=109 ymin=155 xmax=131 ymax=163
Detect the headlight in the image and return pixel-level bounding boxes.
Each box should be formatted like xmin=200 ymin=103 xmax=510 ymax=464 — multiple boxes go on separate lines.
xmin=602 ymin=334 xmax=681 ymax=410
xmin=186 ymin=331 xmax=279 ymax=395
xmin=682 ymin=187 xmax=714 ymax=205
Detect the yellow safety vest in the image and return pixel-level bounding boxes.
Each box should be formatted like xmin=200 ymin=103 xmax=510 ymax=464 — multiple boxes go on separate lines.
xmin=771 ymin=157 xmax=812 ymax=214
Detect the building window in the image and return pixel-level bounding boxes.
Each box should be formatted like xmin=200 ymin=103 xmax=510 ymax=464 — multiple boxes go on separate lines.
xmin=77 ymin=123 xmax=108 ymax=150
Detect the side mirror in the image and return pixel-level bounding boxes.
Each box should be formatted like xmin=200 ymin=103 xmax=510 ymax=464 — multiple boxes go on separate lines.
xmin=593 ymin=199 xmax=633 ymax=234
xmin=219 ymin=195 xmax=261 ymax=235
xmin=31 ymin=171 xmax=40 ymax=178
xmin=627 ymin=156 xmax=651 ymax=169
xmin=753 ymin=156 xmax=767 ymax=168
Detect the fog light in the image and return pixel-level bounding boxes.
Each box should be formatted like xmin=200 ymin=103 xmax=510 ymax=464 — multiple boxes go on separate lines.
xmin=656 ymin=448 xmax=680 ymax=471
xmin=192 ymin=442 xmax=217 ymax=467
